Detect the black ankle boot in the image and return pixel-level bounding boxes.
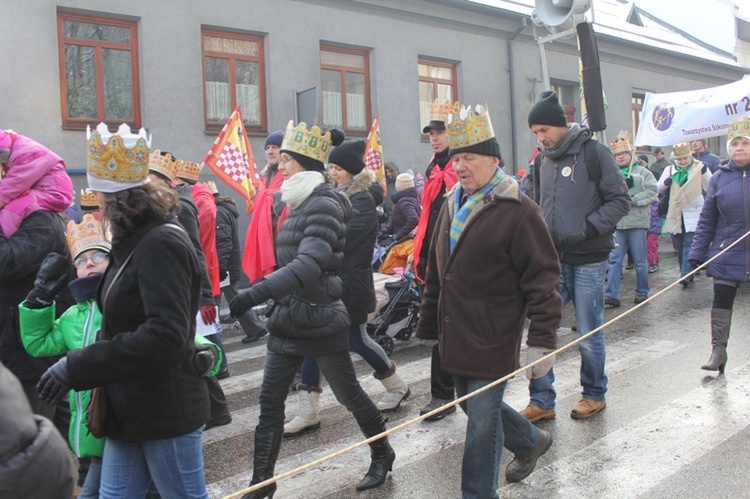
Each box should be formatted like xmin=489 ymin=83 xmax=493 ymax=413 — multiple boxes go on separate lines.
xmin=241 ymin=427 xmax=283 ymax=499
xmin=355 ymin=416 xmax=395 ymax=491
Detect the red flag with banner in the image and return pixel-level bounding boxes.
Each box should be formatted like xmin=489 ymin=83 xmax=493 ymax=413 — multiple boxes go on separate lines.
xmin=203 ymin=106 xmax=259 ymax=214
xmin=364 ymin=116 xmax=387 ymax=195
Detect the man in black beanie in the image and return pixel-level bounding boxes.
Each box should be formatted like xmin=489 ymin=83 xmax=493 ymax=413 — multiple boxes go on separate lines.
xmin=522 ymin=90 xmax=629 ymax=422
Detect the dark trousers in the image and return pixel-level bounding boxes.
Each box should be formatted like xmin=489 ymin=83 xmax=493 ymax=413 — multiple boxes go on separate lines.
xmin=430 ymin=344 xmax=455 ymax=400
xmin=257 ymin=348 xmax=383 ymax=432
xmin=219 ymin=283 xmax=267 ymax=339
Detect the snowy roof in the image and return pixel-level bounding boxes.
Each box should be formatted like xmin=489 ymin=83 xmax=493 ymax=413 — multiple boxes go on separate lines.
xmin=466 ymin=0 xmax=745 ymax=69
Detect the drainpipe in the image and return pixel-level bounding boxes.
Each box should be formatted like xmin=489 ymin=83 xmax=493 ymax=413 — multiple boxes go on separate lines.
xmin=508 ymin=18 xmax=528 ymax=174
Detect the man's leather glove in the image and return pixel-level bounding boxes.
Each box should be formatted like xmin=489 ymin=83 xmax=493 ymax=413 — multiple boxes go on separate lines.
xmin=688 ymin=259 xmax=703 ymax=270
xmin=525 ymin=346 xmax=555 ymax=380
xmin=219 ymin=268 xmax=228 ymax=282
xmin=25 ymin=253 xmax=72 ymax=309
xmin=199 ymin=305 xmax=217 ymax=325
xmin=193 ymin=343 xmax=219 ymax=377
xmin=701 ymin=165 xmax=708 ymax=174
xmin=37 ymin=357 xmax=71 ymax=404
xmin=664 ymin=177 xmax=673 ymax=187
xmin=230 ymin=281 xmax=269 ymax=317
xmin=625 ymin=177 xmax=634 ymax=189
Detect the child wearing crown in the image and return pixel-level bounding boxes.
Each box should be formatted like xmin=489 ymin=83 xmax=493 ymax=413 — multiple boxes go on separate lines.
xmin=0 ymin=129 xmax=74 ymax=237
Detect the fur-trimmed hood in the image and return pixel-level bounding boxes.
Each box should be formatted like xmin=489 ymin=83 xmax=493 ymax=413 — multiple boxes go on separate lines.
xmin=339 ymin=170 xmax=377 ymax=198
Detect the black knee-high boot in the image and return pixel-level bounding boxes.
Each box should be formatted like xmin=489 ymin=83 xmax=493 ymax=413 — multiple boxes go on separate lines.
xmin=241 ymin=427 xmax=283 ymax=499
xmin=356 ymin=416 xmax=396 ymax=491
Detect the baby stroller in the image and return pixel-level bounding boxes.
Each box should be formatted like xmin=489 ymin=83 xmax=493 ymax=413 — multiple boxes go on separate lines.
xmin=366 ymin=236 xmax=421 ymax=355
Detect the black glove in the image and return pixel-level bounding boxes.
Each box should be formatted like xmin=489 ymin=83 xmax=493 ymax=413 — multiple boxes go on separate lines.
xmin=219 ymin=268 xmax=228 ymax=282
xmin=625 ymin=177 xmax=634 ymax=189
xmin=230 ymin=281 xmax=269 ymax=317
xmin=37 ymin=357 xmax=71 ymax=405
xmin=688 ymin=259 xmax=703 ymax=270
xmin=701 ymin=165 xmax=708 ymax=175
xmin=193 ymin=343 xmax=219 ymax=377
xmin=25 ymin=253 xmax=72 ymax=309
xmin=664 ymin=177 xmax=673 ymax=187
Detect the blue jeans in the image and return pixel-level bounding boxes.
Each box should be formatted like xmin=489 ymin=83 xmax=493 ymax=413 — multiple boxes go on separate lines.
xmin=454 ymin=377 xmax=540 ymax=499
xmin=606 ymin=228 xmax=649 ymax=299
xmin=671 ymin=231 xmax=695 ymax=280
xmin=78 ymin=457 xmax=102 ymax=499
xmin=99 ymin=428 xmax=207 ymax=499
xmin=258 ymin=348 xmax=382 ymax=433
xmin=529 ymin=261 xmax=608 ymax=409
xmin=300 ymin=323 xmax=391 ymax=387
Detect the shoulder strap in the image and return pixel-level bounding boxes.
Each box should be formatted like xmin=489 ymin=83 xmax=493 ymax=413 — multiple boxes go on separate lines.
xmin=532 ymin=154 xmax=542 ymax=204
xmin=583 ymin=139 xmax=601 ymax=184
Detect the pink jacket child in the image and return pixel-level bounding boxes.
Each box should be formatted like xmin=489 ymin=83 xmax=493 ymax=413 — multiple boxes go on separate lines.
xmin=0 ymin=130 xmax=73 ymax=236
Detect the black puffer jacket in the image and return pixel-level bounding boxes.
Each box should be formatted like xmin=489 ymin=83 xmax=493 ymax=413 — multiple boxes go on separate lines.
xmin=0 ymin=211 xmax=73 ymax=382
xmin=251 ymin=178 xmax=352 ymax=357
xmin=382 ymin=187 xmax=421 ymax=240
xmin=339 ymin=171 xmax=383 ymax=324
xmin=0 ymin=361 xmax=75 ymax=498
xmin=215 ymin=196 xmax=241 ymax=284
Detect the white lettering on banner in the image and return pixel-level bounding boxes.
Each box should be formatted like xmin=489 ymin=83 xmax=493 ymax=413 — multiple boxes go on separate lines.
xmin=635 ymin=77 xmax=750 ymax=147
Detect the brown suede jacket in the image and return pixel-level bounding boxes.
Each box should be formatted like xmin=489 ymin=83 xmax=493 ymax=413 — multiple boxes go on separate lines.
xmin=416 ymin=175 xmax=562 ymax=380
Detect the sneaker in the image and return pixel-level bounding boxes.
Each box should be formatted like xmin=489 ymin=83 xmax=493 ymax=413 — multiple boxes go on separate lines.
xmin=625 ymin=263 xmax=634 ymax=270
xmin=634 ymin=294 xmax=648 ymax=304
xmin=420 ymin=398 xmax=456 ymax=421
xmin=216 ymin=366 xmax=230 ymax=380
xmin=519 ymin=404 xmax=556 ymax=423
xmin=570 ymin=398 xmax=606 ymax=419
xmin=205 ymin=412 xmax=232 ymax=430
xmin=648 ymin=265 xmax=659 ymax=274
xmin=505 ymin=430 xmax=553 ymax=482
xmin=604 ymin=296 xmax=620 ymax=308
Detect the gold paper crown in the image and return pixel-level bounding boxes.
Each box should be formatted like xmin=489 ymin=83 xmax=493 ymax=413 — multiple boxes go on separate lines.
xmin=280 ymin=120 xmax=332 ymax=164
xmin=66 ymin=213 xmax=111 ymax=259
xmin=80 ymin=188 xmax=99 ymax=210
xmin=86 ymin=123 xmax=150 ymax=185
xmin=672 ymin=142 xmax=691 ymax=157
xmin=429 ymin=99 xmax=461 ymax=123
xmin=206 ymin=180 xmax=219 ymax=195
xmin=175 ymin=159 xmax=203 ymax=182
xmin=727 ymin=117 xmax=750 ymax=142
xmin=446 ymin=104 xmax=496 ymax=150
xmin=610 ymin=131 xmax=633 ymax=156
xmin=148 ymin=150 xmax=178 ymax=183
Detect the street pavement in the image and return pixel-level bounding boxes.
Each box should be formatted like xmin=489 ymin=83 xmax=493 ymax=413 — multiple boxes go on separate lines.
xmin=206 ymin=240 xmax=750 ymax=498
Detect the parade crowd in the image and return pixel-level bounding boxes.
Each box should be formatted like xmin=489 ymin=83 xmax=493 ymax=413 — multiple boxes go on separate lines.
xmin=2 ymin=92 xmax=750 ymax=499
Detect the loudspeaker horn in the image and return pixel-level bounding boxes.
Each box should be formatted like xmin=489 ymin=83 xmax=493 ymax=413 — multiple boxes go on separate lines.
xmin=534 ymin=0 xmax=591 ymax=32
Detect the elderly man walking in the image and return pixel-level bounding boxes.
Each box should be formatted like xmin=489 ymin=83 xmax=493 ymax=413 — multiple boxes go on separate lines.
xmin=416 ymin=104 xmax=562 ymax=498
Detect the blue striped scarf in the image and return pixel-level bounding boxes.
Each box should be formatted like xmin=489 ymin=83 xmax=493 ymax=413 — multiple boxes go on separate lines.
xmin=449 ymin=167 xmax=505 ymax=253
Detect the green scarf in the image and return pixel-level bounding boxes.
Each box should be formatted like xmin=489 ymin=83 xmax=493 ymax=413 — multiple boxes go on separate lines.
xmin=671 ymin=158 xmax=693 ymax=187
xmin=449 ymin=167 xmax=505 ymax=254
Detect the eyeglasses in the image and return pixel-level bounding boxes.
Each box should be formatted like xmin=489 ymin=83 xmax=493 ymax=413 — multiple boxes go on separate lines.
xmin=74 ymin=251 xmax=109 ymax=269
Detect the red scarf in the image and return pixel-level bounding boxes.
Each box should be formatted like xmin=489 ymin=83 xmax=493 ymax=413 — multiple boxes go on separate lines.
xmin=242 ymin=172 xmax=284 ymax=282
xmin=412 ymin=157 xmax=457 ymax=279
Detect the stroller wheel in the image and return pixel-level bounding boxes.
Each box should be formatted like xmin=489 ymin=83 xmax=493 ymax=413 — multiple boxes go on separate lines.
xmin=375 ymin=335 xmax=395 ymax=356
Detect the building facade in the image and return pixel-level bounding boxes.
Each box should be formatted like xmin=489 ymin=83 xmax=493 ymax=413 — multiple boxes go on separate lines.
xmin=2 ymin=0 xmax=747 ymax=209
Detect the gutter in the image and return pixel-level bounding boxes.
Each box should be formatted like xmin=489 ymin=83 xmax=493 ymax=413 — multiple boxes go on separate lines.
xmin=507 ymin=17 xmax=528 ymax=174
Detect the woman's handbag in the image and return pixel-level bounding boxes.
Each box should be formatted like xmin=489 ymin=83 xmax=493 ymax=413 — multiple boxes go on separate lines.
xmin=85 ymin=249 xmax=136 ymax=438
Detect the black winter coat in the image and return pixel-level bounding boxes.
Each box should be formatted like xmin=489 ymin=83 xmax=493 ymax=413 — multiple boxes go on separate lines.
xmin=0 ymin=361 xmax=75 ymax=498
xmin=66 ymin=218 xmax=209 ymax=442
xmin=382 ymin=187 xmax=421 ymax=240
xmin=250 ymin=180 xmax=352 ymax=356
xmin=215 ymin=197 xmax=242 ymax=284
xmin=0 ymin=211 xmax=73 ymax=381
xmin=339 ymin=171 xmax=383 ymax=324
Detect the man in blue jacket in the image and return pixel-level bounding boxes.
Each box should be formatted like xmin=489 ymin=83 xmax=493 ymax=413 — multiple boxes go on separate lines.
xmin=524 ymin=91 xmax=630 ymax=421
